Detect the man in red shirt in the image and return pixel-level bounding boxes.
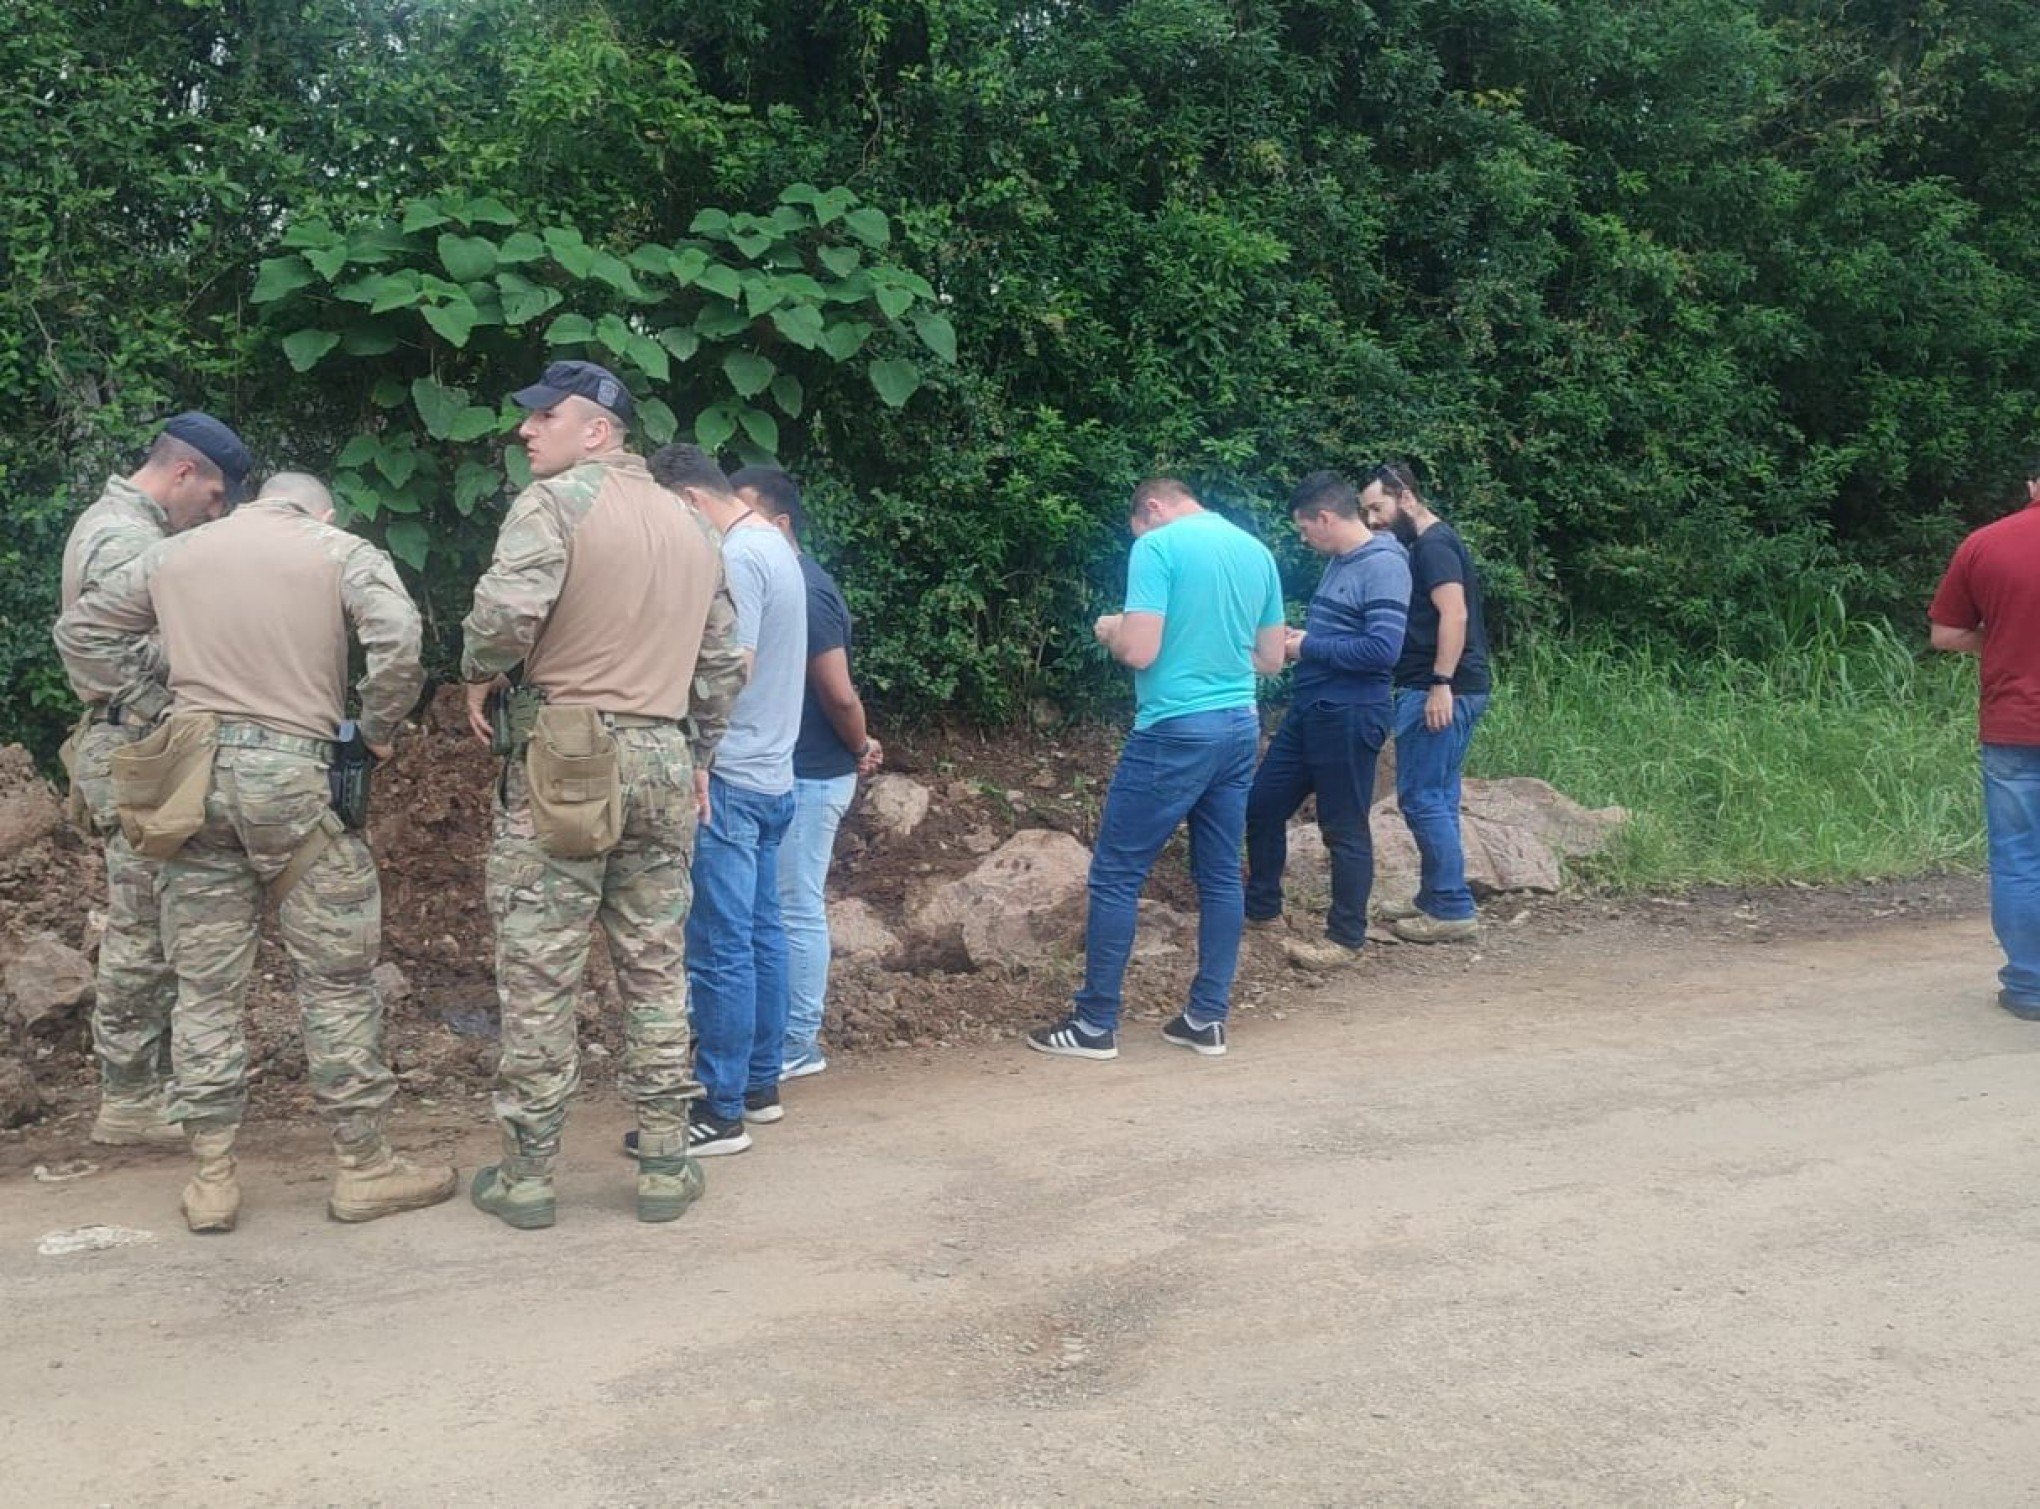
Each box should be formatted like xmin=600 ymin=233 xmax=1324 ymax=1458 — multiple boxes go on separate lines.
xmin=1929 ymin=471 xmax=2040 ymax=1019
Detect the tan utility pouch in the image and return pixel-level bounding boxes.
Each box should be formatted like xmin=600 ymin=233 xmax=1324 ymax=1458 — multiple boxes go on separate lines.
xmin=111 ymin=711 xmax=219 ymax=859
xmin=57 ymin=708 xmax=94 ymax=830
xmin=525 ymin=705 xmax=622 ymax=859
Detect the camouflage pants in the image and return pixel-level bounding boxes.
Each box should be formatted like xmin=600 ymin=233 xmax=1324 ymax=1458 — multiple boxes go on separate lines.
xmin=488 ymin=722 xmax=700 ymax=1160
xmin=156 ymin=727 xmax=395 ymax=1136
xmin=72 ymin=718 xmax=176 ymax=1103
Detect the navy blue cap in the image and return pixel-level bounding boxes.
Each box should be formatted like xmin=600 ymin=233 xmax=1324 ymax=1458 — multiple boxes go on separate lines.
xmin=511 ymin=360 xmax=635 ymax=424
xmin=160 ymin=412 xmax=253 ymax=496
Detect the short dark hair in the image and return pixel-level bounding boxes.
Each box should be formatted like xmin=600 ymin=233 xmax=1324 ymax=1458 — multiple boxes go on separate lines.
xmin=1358 ymin=461 xmax=1422 ymax=502
xmin=1290 ymin=470 xmax=1359 ymax=519
xmin=730 ymin=466 xmax=804 ymax=537
xmin=1131 ymin=476 xmax=1196 ymax=515
xmin=649 ymin=443 xmax=734 ymax=498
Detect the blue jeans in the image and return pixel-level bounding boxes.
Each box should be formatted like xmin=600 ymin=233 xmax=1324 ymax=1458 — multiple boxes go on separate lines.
xmin=686 ymin=774 xmax=796 ymax=1121
xmin=1393 ymin=688 xmax=1490 ymax=922
xmin=777 ymin=772 xmax=857 ymax=1063
xmin=1074 ymin=708 xmax=1259 ymax=1033
xmin=1245 ymin=700 xmax=1394 ymax=947
xmin=1984 ymin=743 xmax=2040 ymax=1006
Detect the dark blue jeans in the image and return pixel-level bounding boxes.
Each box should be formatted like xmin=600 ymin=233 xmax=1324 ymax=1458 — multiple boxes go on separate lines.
xmin=686 ymin=773 xmax=796 ymax=1122
xmin=1984 ymin=743 xmax=2040 ymax=1006
xmin=1393 ymin=688 xmax=1490 ymax=922
xmin=1073 ymin=708 xmax=1259 ymax=1033
xmin=1245 ymin=699 xmax=1393 ymax=947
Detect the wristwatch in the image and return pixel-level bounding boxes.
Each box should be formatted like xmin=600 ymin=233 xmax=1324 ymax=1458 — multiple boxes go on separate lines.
xmin=1427 ymin=673 xmax=1454 ymax=687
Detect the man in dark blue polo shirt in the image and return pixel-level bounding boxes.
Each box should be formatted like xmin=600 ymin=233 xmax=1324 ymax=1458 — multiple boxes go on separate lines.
xmin=1245 ymin=470 xmax=1411 ymax=969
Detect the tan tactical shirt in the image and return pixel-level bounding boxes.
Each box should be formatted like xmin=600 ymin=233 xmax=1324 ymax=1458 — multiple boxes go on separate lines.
xmin=54 ymin=497 xmax=424 ymax=745
xmin=460 ymin=449 xmax=746 ymax=765
xmin=56 ymin=476 xmax=170 ymax=707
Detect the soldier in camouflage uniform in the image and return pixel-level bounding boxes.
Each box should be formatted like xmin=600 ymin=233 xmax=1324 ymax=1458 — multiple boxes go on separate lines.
xmin=57 ymin=412 xmax=250 ymax=1147
xmin=461 ymin=361 xmax=745 ymax=1229
xmin=55 ymin=472 xmax=456 ymax=1234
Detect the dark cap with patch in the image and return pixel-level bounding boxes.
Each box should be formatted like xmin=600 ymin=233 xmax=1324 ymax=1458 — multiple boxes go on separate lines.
xmin=160 ymin=412 xmax=253 ymax=497
xmin=511 ymin=360 xmax=635 ymax=424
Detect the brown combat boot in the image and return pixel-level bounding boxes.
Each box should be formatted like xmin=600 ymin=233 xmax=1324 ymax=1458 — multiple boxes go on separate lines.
xmin=91 ymin=1094 xmax=186 ymax=1149
xmin=329 ymin=1133 xmax=458 ymax=1223
xmin=181 ymin=1125 xmax=241 ymax=1234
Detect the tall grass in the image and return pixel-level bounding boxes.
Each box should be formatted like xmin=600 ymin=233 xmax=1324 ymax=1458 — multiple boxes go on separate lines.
xmin=1470 ymin=615 xmax=1984 ymax=891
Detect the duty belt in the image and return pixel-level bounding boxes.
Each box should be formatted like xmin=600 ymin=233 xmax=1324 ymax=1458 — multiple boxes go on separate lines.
xmin=214 ymin=721 xmax=337 ymax=761
xmin=602 ymin=712 xmax=682 ymax=729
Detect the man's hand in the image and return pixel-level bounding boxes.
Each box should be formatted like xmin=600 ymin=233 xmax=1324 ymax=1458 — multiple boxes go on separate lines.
xmin=1093 ymin=613 xmax=1122 ymax=648
xmin=366 ymin=740 xmax=395 ymax=764
xmin=1284 ymin=628 xmax=1306 ymax=663
xmin=1424 ymin=683 xmax=1454 ymax=733
xmin=465 ymin=675 xmax=508 ymax=744
xmin=694 ymin=767 xmax=712 ymax=825
xmin=857 ymin=736 xmax=884 ymax=777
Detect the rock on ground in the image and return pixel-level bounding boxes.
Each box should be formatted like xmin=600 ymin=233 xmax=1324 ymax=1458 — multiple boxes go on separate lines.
xmin=828 ymin=898 xmax=901 ymax=962
xmin=1370 ymin=775 xmax=1629 ymax=897
xmin=0 ymin=1056 xmax=39 ymax=1126
xmin=909 ymin=828 xmax=1091 ymax=971
xmin=3 ymin=934 xmax=95 ymax=1034
xmin=860 ymin=774 xmax=933 ymax=842
xmin=0 ymin=746 xmax=65 ymax=861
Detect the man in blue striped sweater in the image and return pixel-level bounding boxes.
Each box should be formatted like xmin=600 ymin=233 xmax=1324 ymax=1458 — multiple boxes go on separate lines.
xmin=1245 ymin=471 xmax=1411 ymax=969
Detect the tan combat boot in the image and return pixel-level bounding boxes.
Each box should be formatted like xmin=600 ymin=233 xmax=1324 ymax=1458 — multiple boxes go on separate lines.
xmin=1391 ymin=912 xmax=1479 ymax=945
xmin=91 ymin=1094 xmax=186 ymax=1149
xmin=634 ymin=1122 xmax=706 ymax=1224
xmin=1283 ymin=936 xmax=1367 ymax=972
xmin=329 ymin=1134 xmax=459 ymax=1223
xmin=1371 ymin=895 xmax=1423 ymax=923
xmin=181 ymin=1125 xmax=242 ymax=1234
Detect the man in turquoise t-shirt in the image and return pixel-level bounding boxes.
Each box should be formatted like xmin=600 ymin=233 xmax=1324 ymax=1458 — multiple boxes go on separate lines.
xmin=1028 ymin=477 xmax=1286 ymax=1061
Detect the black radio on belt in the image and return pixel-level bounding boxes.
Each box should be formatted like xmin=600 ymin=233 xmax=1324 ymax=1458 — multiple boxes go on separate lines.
xmin=330 ymin=720 xmax=378 ymax=830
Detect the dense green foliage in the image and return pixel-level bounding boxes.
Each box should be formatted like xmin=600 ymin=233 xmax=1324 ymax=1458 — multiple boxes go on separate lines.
xmin=1473 ymin=609 xmax=1983 ymax=887
xmin=7 ymin=0 xmax=2040 ymax=763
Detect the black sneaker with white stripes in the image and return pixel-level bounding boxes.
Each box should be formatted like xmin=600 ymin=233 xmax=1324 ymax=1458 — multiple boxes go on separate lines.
xmin=1160 ymin=1012 xmax=1227 ymax=1056
xmin=687 ymin=1106 xmax=753 ymax=1156
xmin=1025 ymin=1014 xmax=1118 ymax=1060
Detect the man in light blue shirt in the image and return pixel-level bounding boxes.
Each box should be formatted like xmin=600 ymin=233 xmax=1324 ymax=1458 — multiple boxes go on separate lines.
xmin=1028 ymin=477 xmax=1286 ymax=1060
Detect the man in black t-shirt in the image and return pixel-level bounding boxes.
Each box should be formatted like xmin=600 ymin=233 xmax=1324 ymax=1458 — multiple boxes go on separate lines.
xmin=731 ymin=468 xmax=882 ymax=1081
xmin=1358 ymin=464 xmax=1492 ymax=943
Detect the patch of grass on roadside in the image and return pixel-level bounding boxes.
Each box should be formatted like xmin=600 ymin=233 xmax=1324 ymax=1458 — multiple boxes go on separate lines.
xmin=1470 ymin=619 xmax=1983 ymax=891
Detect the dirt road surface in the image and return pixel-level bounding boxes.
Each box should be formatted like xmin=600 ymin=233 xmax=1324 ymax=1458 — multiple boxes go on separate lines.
xmin=4 ymin=910 xmax=2037 ymax=1506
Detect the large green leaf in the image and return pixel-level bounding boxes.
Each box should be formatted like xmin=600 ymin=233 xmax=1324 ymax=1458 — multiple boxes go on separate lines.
xmin=281 ymin=329 xmax=340 ymax=372
xmin=546 ymin=312 xmax=595 ymax=346
xmin=252 ymin=256 xmax=316 ymax=305
xmin=453 ymin=461 xmax=500 ymax=516
xmin=843 ymin=207 xmax=891 ymax=248
xmin=658 ymin=327 xmax=701 ymax=363
xmin=769 ymin=304 xmax=825 ymax=349
xmin=669 ymin=247 xmax=710 ymax=285
xmin=821 ymin=320 xmax=874 ymax=361
xmin=912 ymin=312 xmax=958 ymax=363
xmin=813 ymin=187 xmax=857 ymax=225
xmin=695 ymin=299 xmax=752 ymax=340
xmin=817 ymin=245 xmax=862 ymax=279
xmin=595 ymin=312 xmax=634 ymax=355
xmin=343 ymin=325 xmax=402 ymax=357
xmin=723 ymin=351 xmax=776 ymax=398
xmin=374 ymin=437 xmax=419 ymax=488
xmin=543 ymin=226 xmax=594 ymax=278
xmin=696 ymin=263 xmax=743 ymax=301
xmin=496 ymin=272 xmax=560 ymax=326
xmin=497 ymin=231 xmax=547 ymax=265
xmin=589 ymin=251 xmax=648 ymax=300
xmin=411 ymin=378 xmax=467 ymax=438
xmin=336 ymin=435 xmax=381 ymax=469
xmin=458 ymin=196 xmax=518 ymax=227
xmin=385 ymin=520 xmax=430 ymax=571
xmin=689 ymin=208 xmax=732 ymax=239
xmin=868 ymin=358 xmax=923 ymax=409
xmin=281 ymin=217 xmax=340 ymax=250
xmin=401 ymin=202 xmax=450 ymax=234
xmin=504 ymin=446 xmax=534 ymax=489
xmin=422 ymin=297 xmax=479 ymax=347
xmin=694 ymin=403 xmax=740 ymax=452
xmin=305 ymin=242 xmax=350 ymax=281
xmin=369 ymin=271 xmax=424 ymax=314
xmin=743 ymin=273 xmax=788 ymax=317
xmin=874 ymin=285 xmax=914 ymax=320
xmin=627 ymin=333 xmax=670 ymax=383
xmin=438 ymin=233 xmax=497 ymax=282
xmin=737 ymin=406 xmax=779 ymax=455
xmin=769 ymin=374 xmax=805 ymax=418
xmin=449 ymin=405 xmax=501 ymax=442
xmin=638 ymin=397 xmax=679 ymax=446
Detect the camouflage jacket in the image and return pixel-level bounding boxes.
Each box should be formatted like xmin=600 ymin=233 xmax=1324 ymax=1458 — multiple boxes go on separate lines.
xmin=55 ymin=476 xmax=172 ymax=715
xmin=55 ymin=497 xmax=424 ymax=746
xmin=460 ymin=451 xmax=746 ymax=766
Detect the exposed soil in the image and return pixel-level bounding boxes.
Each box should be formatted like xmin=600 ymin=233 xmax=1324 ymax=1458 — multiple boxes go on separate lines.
xmin=0 ymin=691 xmax=1989 ymax=1162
